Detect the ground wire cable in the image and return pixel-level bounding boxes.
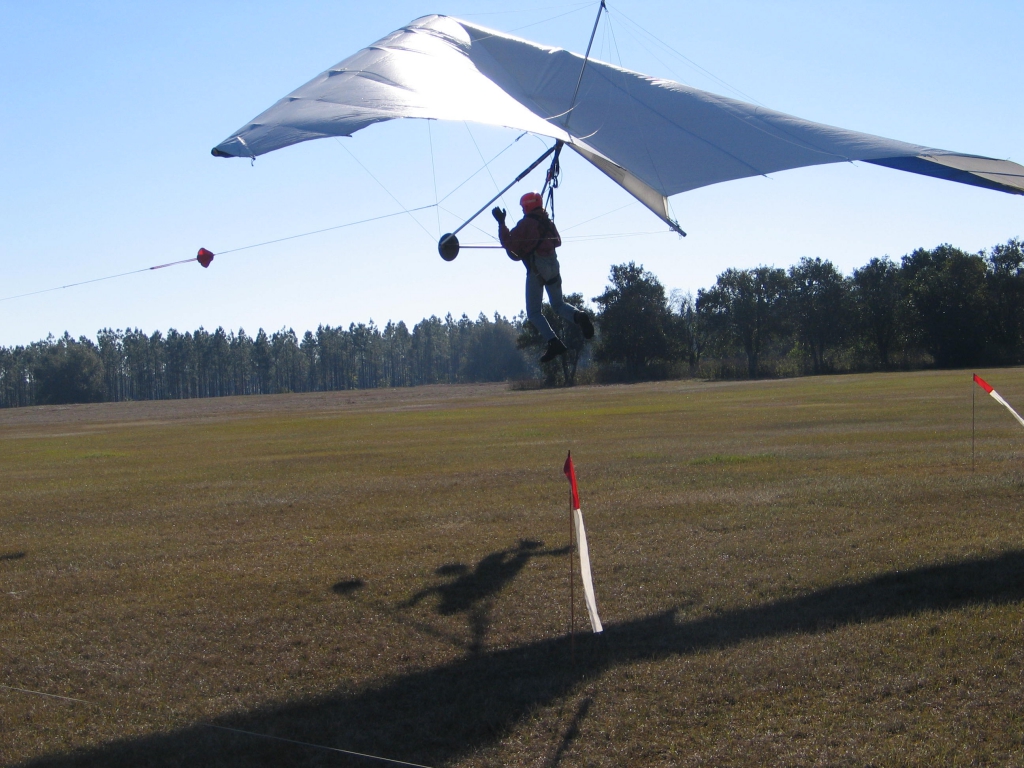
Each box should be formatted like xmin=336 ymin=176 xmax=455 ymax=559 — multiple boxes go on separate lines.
xmin=0 ymin=263 xmax=193 ymax=303
xmin=0 ymin=684 xmax=99 ymax=706
xmin=0 ymin=684 xmax=435 ymax=767
xmin=0 ymin=206 xmax=436 ymax=304
xmin=202 ymin=724 xmax=436 ymax=768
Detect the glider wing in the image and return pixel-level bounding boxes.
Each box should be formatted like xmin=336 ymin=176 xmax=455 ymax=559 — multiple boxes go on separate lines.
xmin=213 ymin=15 xmax=1023 ymax=202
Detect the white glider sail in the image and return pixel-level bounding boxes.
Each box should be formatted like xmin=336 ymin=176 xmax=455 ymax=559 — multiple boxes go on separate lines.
xmin=213 ymin=15 xmax=1023 ymax=230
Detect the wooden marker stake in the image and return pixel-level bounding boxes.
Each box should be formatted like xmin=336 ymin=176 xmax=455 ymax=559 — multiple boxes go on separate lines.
xmin=569 ymin=484 xmax=576 ymax=666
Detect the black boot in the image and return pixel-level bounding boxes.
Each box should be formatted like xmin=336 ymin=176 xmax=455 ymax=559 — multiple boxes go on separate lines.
xmin=540 ymin=337 xmax=568 ymax=363
xmin=574 ymin=311 xmax=594 ymax=340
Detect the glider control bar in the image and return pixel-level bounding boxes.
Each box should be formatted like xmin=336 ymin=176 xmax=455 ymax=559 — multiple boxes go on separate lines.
xmin=438 ymin=143 xmax=559 ymax=261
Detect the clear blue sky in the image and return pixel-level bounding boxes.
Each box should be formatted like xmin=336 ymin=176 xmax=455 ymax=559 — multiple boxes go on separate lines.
xmin=1 ymin=0 xmax=1020 ymax=347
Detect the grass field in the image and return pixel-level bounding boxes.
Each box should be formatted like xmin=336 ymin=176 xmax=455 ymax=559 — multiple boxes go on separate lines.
xmin=2 ymin=371 xmax=1023 ymax=767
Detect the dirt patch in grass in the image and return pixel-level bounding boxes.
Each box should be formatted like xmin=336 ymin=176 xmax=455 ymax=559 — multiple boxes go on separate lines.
xmin=2 ymin=371 xmax=1023 ymax=766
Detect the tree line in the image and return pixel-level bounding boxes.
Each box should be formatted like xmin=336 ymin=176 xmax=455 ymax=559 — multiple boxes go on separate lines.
xmin=679 ymin=237 xmax=1024 ymax=380
xmin=0 ymin=238 xmax=1019 ymax=407
xmin=0 ymin=315 xmax=530 ymax=408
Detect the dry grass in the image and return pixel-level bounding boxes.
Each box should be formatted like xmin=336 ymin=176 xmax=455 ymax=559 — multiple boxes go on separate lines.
xmin=1 ymin=372 xmax=1023 ymax=767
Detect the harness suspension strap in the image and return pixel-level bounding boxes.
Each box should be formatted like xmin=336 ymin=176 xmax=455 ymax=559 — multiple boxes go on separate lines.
xmin=541 ymin=141 xmax=564 ymax=219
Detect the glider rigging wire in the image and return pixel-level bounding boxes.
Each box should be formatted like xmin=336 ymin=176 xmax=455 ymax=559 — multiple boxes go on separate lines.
xmin=505 ymin=4 xmax=595 ymax=34
xmin=605 ymin=12 xmax=671 ymax=205
xmin=609 ymin=5 xmax=767 ymax=108
xmin=565 ymin=0 xmax=607 ymax=132
xmin=336 ymin=140 xmax=437 ymax=244
xmin=464 ymin=122 xmax=509 ymax=211
xmin=437 ymin=131 xmax=527 ymax=205
xmin=427 ymin=120 xmax=441 ymax=237
xmin=607 ymin=7 xmax=845 ymax=164
xmin=455 ymin=1 xmax=592 ymax=18
xmin=437 ymin=204 xmax=499 ymax=243
xmin=458 ymin=230 xmax=669 ymax=249
xmin=560 ymin=201 xmax=637 ymax=232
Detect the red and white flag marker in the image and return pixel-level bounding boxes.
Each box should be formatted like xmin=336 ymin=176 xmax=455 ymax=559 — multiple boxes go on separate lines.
xmin=563 ymin=452 xmax=602 ymax=634
xmin=973 ymin=374 xmax=1024 ymax=427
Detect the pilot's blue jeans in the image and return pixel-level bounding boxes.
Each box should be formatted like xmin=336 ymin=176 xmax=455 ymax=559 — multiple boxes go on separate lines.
xmin=525 ymin=256 xmax=581 ymax=341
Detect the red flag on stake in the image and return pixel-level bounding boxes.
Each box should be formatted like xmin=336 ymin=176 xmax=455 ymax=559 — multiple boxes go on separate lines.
xmin=563 ymin=452 xmax=580 ymax=510
xmin=563 ymin=451 xmax=602 ymax=634
xmin=973 ymin=374 xmax=1024 ymax=427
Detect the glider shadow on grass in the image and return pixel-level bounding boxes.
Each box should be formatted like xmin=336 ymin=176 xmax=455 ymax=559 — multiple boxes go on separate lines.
xmin=1 ymin=551 xmax=26 ymax=562
xmin=402 ymin=539 xmax=571 ymax=653
xmin=21 ymin=550 xmax=1024 ymax=768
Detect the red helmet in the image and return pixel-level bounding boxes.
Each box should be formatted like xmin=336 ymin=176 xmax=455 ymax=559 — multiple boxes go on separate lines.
xmin=520 ymin=191 xmax=543 ymax=213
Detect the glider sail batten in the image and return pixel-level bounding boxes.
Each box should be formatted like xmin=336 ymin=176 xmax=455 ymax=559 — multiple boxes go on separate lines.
xmin=212 ymin=16 xmax=569 ymax=160
xmin=212 ymin=14 xmax=1023 ymax=201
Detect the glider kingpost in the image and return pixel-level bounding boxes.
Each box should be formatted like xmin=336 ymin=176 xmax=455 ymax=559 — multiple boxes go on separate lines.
xmin=212 ymin=15 xmax=1023 ymax=242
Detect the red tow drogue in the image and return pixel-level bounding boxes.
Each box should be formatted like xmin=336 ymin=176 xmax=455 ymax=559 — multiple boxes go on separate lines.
xmin=196 ymin=248 xmax=215 ymax=268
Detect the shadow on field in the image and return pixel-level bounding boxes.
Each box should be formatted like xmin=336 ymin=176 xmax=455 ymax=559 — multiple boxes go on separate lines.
xmin=1 ymin=551 xmax=26 ymax=562
xmin=403 ymin=539 xmax=571 ymax=653
xmin=22 ymin=550 xmax=1024 ymax=768
xmin=549 ymin=697 xmax=593 ymax=767
xmin=331 ymin=579 xmax=365 ymax=596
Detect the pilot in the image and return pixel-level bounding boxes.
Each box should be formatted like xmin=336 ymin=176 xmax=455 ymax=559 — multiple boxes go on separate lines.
xmin=493 ymin=192 xmax=594 ymax=363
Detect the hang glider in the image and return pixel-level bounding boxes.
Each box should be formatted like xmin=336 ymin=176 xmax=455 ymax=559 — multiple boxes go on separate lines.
xmin=212 ymin=14 xmax=1023 ymax=235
